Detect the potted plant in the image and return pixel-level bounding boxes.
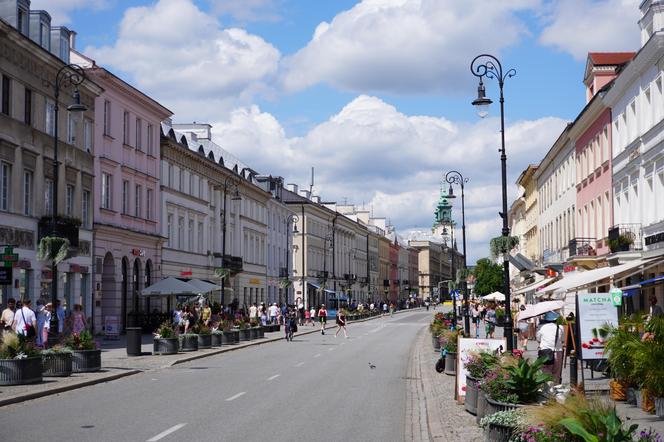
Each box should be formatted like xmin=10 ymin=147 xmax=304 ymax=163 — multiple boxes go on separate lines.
xmin=66 ymin=330 xmax=101 ymax=372
xmin=195 ymin=323 xmax=212 ymax=349
xmin=237 ymin=319 xmax=251 ymax=342
xmin=219 ymin=321 xmax=238 ymax=345
xmin=178 ymin=332 xmax=199 ymax=352
xmin=632 ymin=316 xmax=664 ymax=415
xmin=464 ymin=351 xmax=500 ymax=415
xmin=153 ymin=321 xmax=178 ymax=355
xmin=479 ymin=409 xmax=524 ymax=442
xmin=211 ymin=325 xmax=223 ymax=347
xmin=609 ymin=234 xmax=634 ymax=253
xmin=604 ymin=322 xmax=640 ymax=401
xmin=41 ymin=345 xmax=73 ymax=377
xmin=0 ymin=332 xmax=42 ymax=385
xmin=248 ymin=319 xmax=262 ymax=339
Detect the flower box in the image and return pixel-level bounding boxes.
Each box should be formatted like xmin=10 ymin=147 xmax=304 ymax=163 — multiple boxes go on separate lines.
xmin=221 ymin=330 xmax=238 ymax=345
xmin=444 ymin=351 xmax=457 ymax=376
xmin=71 ymin=349 xmax=101 ymax=373
xmin=249 ymin=327 xmax=259 ymax=340
xmin=179 ymin=334 xmax=198 ymax=352
xmin=0 ymin=357 xmax=43 ymax=385
xmin=42 ymin=352 xmax=73 ymax=377
xmin=257 ymin=326 xmax=265 ymax=338
xmin=211 ymin=332 xmax=223 ymax=347
xmin=465 ymin=375 xmax=479 ymax=415
xmin=484 ymin=422 xmax=514 ymax=442
xmin=655 ymin=397 xmax=664 ymax=418
xmin=153 ymin=338 xmax=179 ymax=355
xmin=239 ymin=328 xmax=251 ymax=341
xmin=476 ymin=392 xmax=488 ymax=424
xmin=485 ymin=396 xmax=523 ymax=417
xmin=197 ymin=334 xmax=212 ymax=349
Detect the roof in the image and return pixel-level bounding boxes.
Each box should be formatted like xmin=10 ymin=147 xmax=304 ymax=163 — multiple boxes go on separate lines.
xmin=587 ymin=52 xmax=636 ymax=66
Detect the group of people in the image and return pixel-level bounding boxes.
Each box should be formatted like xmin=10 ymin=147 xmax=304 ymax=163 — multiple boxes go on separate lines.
xmin=0 ymin=298 xmax=87 ymax=347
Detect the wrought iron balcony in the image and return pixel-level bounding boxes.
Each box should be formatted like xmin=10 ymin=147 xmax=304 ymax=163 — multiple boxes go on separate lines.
xmin=608 ymin=224 xmax=642 ymax=253
xmin=568 ymin=237 xmax=598 ymax=258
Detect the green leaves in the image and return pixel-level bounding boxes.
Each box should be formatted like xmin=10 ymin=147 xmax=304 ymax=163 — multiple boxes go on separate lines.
xmin=37 ymin=236 xmax=70 ymax=264
xmin=472 ymin=258 xmax=503 ymax=296
xmin=560 ymin=418 xmax=599 ymax=442
xmin=501 ymin=357 xmax=552 ymax=404
xmin=559 ymin=408 xmax=637 ymax=442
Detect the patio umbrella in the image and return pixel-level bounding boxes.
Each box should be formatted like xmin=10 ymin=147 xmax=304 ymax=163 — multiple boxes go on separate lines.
xmin=141 ymin=276 xmax=198 ymax=296
xmin=482 ymin=292 xmax=505 ymax=302
xmin=516 ymin=300 xmax=564 ymax=321
xmin=186 ymin=278 xmax=221 ymax=293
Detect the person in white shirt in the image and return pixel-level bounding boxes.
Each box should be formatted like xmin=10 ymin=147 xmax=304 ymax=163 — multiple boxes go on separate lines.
xmin=536 ymin=311 xmax=563 ymax=381
xmin=249 ymin=303 xmax=258 ymax=319
xmin=13 ymin=299 xmax=37 ymax=339
xmin=269 ymin=303 xmax=278 ymax=324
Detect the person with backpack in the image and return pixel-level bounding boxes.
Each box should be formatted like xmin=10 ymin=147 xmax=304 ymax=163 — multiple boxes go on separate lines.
xmin=12 ymin=298 xmax=37 ymax=340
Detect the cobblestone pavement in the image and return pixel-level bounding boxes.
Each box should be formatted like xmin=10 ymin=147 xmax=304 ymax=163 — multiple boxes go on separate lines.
xmin=405 ymin=326 xmax=483 ymax=442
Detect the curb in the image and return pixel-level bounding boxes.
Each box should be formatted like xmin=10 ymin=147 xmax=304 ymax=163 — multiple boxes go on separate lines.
xmin=0 ymin=369 xmax=141 ymax=408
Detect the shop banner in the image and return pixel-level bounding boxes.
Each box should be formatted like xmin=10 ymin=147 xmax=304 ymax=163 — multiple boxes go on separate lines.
xmin=104 ymin=315 xmax=120 ymax=339
xmin=577 ymin=293 xmax=618 ymax=360
xmin=456 ymin=337 xmax=505 ymax=400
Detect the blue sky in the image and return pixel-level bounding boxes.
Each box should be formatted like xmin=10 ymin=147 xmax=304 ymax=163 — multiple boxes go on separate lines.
xmin=35 ymin=0 xmax=643 ymax=263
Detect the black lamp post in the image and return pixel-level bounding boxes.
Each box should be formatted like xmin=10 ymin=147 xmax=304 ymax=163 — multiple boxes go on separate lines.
xmin=470 ymin=54 xmax=516 ymax=351
xmin=221 ymin=175 xmax=241 ymax=308
xmin=283 ymin=214 xmax=299 ymax=304
xmin=48 ymin=64 xmax=87 ymax=346
xmin=441 ymin=226 xmax=457 ymax=327
xmin=446 ymin=171 xmax=469 ymax=335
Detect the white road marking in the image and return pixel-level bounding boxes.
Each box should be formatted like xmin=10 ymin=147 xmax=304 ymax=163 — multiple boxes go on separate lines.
xmin=313 ymin=353 xmax=321 ymax=358
xmin=267 ymin=374 xmax=280 ymax=381
xmin=369 ymin=326 xmax=382 ymax=333
xmin=147 ymin=423 xmax=187 ymax=441
xmin=225 ymin=392 xmax=246 ymax=401
xmin=151 ymin=378 xmax=158 ymax=381
xmin=340 ymin=342 xmax=346 ymax=346
xmin=328 ymin=347 xmax=335 ymax=352
xmin=295 ymin=362 xmax=305 ymax=367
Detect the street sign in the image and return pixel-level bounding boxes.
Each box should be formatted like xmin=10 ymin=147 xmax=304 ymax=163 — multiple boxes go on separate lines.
xmin=0 ymin=266 xmax=11 ymax=285
xmin=610 ymin=288 xmax=623 ymax=307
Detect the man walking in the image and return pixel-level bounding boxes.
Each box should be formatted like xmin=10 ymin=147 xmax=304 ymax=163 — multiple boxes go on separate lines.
xmin=13 ymin=299 xmax=37 ymax=340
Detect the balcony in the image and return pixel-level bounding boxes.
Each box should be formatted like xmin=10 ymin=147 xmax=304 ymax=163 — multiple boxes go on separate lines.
xmin=608 ymin=224 xmax=642 ymax=253
xmin=214 ymin=254 xmax=243 ymax=273
xmin=568 ymin=238 xmax=598 ymax=258
xmin=344 ymin=273 xmax=357 ymax=281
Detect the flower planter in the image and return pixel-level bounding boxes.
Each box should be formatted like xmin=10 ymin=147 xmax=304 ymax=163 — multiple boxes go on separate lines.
xmin=272 ymin=324 xmax=280 ymax=333
xmin=642 ymin=389 xmax=655 ymax=414
xmin=476 ymin=392 xmax=488 ymax=424
xmin=626 ymin=387 xmax=637 ymax=405
xmin=0 ymin=357 xmax=43 ymax=385
xmin=249 ymin=327 xmax=259 ymax=340
xmin=444 ymin=352 xmax=457 ymax=376
xmin=71 ymin=349 xmax=101 ymax=373
xmin=153 ymin=338 xmax=179 ymax=355
xmin=211 ymin=332 xmax=223 ymax=347
xmin=257 ymin=327 xmax=265 ymax=338
xmin=222 ymin=330 xmax=238 ymax=345
xmin=485 ymin=422 xmax=514 ymax=442
xmin=485 ymin=396 xmax=522 ymax=417
xmin=655 ymin=397 xmax=664 ymax=418
xmin=465 ymin=375 xmax=479 ymax=415
xmin=432 ymin=335 xmax=441 ymax=351
xmin=197 ymin=334 xmax=212 ymax=349
xmin=609 ymin=379 xmax=627 ymax=401
xmin=635 ymin=389 xmax=643 ymax=409
xmin=179 ymin=334 xmax=199 ymax=352
xmin=239 ymin=328 xmax=251 ymax=341
xmin=42 ymin=353 xmax=73 ymax=377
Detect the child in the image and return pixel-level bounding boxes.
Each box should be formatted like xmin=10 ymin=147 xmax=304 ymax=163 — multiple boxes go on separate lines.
xmin=304 ymin=308 xmax=311 ymax=325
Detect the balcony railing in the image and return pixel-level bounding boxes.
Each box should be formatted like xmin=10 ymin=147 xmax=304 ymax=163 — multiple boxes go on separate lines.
xmin=608 ymin=224 xmax=643 ymax=252
xmin=568 ymin=237 xmax=598 ymax=258
xmin=214 ymin=254 xmax=243 ymax=273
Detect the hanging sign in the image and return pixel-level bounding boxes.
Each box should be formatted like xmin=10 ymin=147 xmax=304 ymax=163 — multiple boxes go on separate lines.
xmin=456 ymin=337 xmax=505 ymax=400
xmin=610 ymin=288 xmax=623 ymax=307
xmin=577 ymin=292 xmax=619 ymax=360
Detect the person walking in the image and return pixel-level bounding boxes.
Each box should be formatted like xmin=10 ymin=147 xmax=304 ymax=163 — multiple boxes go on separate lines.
xmin=201 ymin=302 xmax=212 ymax=326
xmin=269 ymin=303 xmax=278 ymax=324
xmin=55 ymin=300 xmax=65 ymax=334
xmin=173 ymin=304 xmax=183 ymax=330
xmin=182 ymin=305 xmax=193 ymax=334
xmin=484 ymin=303 xmax=497 ymax=338
xmin=35 ymin=301 xmax=46 ymax=347
xmin=537 ymin=311 xmax=563 ymax=382
xmin=318 ymin=304 xmax=328 ymax=335
xmin=335 ymin=308 xmax=348 ymax=338
xmin=516 ymin=305 xmax=530 ymax=349
xmin=12 ymin=299 xmax=37 ymax=340
xmin=71 ymin=304 xmax=87 ymax=334
xmin=471 ymin=303 xmax=481 ymax=339
xmin=1 ymin=297 xmax=16 ymax=331
xmin=298 ymin=300 xmax=305 ymax=326
xmin=41 ymin=303 xmax=52 ymax=347
xmin=249 ymin=303 xmax=258 ymax=320
xmin=648 ymin=294 xmax=663 ymax=320
xmin=285 ymin=306 xmax=297 ymax=341
xmin=309 ymin=306 xmax=316 ymax=326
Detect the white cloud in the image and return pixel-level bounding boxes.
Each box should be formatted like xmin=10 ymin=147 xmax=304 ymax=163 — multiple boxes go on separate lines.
xmin=84 ymin=0 xmax=280 ymax=122
xmin=208 ymin=95 xmax=566 ymax=263
xmin=29 ymin=0 xmax=111 ymax=24
xmin=208 ymin=0 xmax=281 ymax=22
xmin=281 ymin=0 xmax=539 ymax=94
xmin=538 ymin=0 xmax=641 ymax=60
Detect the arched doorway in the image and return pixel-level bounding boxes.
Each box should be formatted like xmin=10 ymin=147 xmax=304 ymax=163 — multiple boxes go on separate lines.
xmin=101 ymin=252 xmax=115 ymax=333
xmin=121 ymin=257 xmax=128 ymax=330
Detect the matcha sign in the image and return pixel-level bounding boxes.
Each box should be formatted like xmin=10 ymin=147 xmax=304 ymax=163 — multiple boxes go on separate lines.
xmin=577 ymin=293 xmax=619 ymax=360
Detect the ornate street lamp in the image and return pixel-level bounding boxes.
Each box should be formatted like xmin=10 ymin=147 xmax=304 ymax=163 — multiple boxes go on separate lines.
xmin=446 ymin=170 xmax=470 ymax=335
xmin=283 ymin=214 xmax=299 ymax=304
xmin=48 ymin=64 xmax=87 ymax=346
xmin=470 ymin=54 xmax=516 ymax=350
xmin=441 ymin=226 xmax=457 ymax=327
xmin=221 ymin=175 xmax=241 ymax=308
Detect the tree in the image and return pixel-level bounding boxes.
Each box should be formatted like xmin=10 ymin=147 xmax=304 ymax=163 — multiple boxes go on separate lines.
xmin=472 ymin=258 xmax=503 ymax=296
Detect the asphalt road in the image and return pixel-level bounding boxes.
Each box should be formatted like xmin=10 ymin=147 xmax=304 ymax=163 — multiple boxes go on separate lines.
xmin=0 ymin=310 xmax=431 ymax=442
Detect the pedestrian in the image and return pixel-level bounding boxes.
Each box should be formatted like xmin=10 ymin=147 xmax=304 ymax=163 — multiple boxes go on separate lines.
xmin=71 ymin=304 xmax=87 ymax=334
xmin=648 ymin=294 xmax=663 ymax=320
xmin=335 ymin=308 xmax=348 ymax=338
xmin=182 ymin=305 xmax=193 ymax=334
xmin=389 ymin=303 xmax=394 ymax=317
xmin=55 ymin=300 xmax=65 ymax=334
xmin=1 ymin=297 xmax=16 ymax=331
xmin=269 ymin=303 xmax=278 ymax=324
xmin=471 ymin=303 xmax=481 ymax=338
xmin=260 ymin=306 xmax=268 ymax=326
xmin=298 ymin=300 xmax=305 ymax=326
xmin=517 ymin=305 xmax=530 ymax=349
xmin=12 ymin=298 xmax=37 ymax=340
xmin=249 ymin=303 xmax=258 ymax=320
xmin=35 ymin=300 xmax=46 ymax=347
xmin=382 ymin=302 xmax=388 ymax=316
xmin=536 ymin=311 xmax=563 ymax=382
xmin=425 ymin=299 xmax=430 ymax=311
xmin=42 ymin=303 xmax=52 ymax=347
xmin=201 ymin=302 xmax=212 ymax=326
xmin=318 ymin=304 xmax=327 ymax=335
xmin=285 ymin=306 xmax=297 ymax=341
xmin=309 ymin=306 xmax=316 ymax=326
xmin=485 ymin=303 xmax=496 ymax=338
xmin=304 ymin=308 xmax=311 ymax=325
xmin=173 ymin=304 xmax=183 ymax=330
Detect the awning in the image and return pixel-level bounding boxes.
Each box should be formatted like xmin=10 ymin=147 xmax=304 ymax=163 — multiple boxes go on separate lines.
xmin=513 ymin=277 xmax=556 ymax=295
xmin=141 ymin=276 xmax=198 ymax=296
xmin=307 ymin=282 xmax=336 ymax=294
xmin=184 ymin=278 xmax=221 ymax=293
xmin=641 ymin=274 xmax=664 ymax=286
xmin=541 ymin=259 xmax=653 ymax=295
xmin=482 ymin=292 xmax=505 ymax=301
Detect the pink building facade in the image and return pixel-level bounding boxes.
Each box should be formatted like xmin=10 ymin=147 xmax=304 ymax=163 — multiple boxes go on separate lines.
xmin=72 ymin=52 xmax=172 ymax=332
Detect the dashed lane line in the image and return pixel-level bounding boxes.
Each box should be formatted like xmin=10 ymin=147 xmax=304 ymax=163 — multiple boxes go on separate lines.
xmin=267 ymin=374 xmax=280 ymax=381
xmin=147 ymin=423 xmax=187 ymax=441
xmin=225 ymin=392 xmax=246 ymax=401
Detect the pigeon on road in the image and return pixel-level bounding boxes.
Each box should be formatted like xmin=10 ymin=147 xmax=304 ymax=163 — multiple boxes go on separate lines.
xmin=368 ymin=362 xmax=376 ymax=369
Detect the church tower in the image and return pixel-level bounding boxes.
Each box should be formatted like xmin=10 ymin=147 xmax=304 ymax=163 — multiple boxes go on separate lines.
xmin=432 ymin=185 xmax=456 ymax=247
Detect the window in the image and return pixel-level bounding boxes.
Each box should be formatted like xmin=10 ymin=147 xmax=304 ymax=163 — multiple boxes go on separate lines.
xmin=136 ymin=118 xmax=142 ymax=150
xmin=644 ymin=87 xmax=652 ymax=129
xmin=17 ymin=8 xmax=25 ymax=34
xmin=45 ymin=99 xmax=55 ymax=136
xmin=59 ymin=36 xmax=68 ymax=61
xmin=45 ymin=179 xmax=53 ymax=215
xmin=189 ymin=173 xmax=194 ymax=195
xmin=168 ymin=164 xmax=173 ymax=187
xmin=67 ymin=113 xmax=77 ymax=145
xmin=188 ymin=220 xmax=194 ymax=252
xmin=22 ymin=170 xmax=32 ymax=215
xmin=178 ymin=169 xmax=184 ymax=192
xmin=103 ymin=100 xmax=111 ymax=135
xmin=167 ymin=214 xmax=174 ymax=247
xmin=65 ymin=184 xmax=74 ymax=216
xmin=1 ymin=75 xmax=10 ymax=115
xmin=146 ymin=189 xmax=153 ymax=220
xmin=24 ymin=88 xmax=32 ymax=125
xmin=0 ymin=162 xmax=10 ymax=211
xmin=178 ymin=217 xmax=184 ymax=249
xmin=122 ymin=180 xmax=129 ymax=214
xmin=101 ymin=173 xmax=112 ymax=209
xmin=198 ymin=179 xmax=204 ymax=199
xmin=656 ymin=76 xmax=664 ymax=123
xmin=40 ymin=24 xmax=48 ymax=48
xmin=123 ymin=111 xmax=130 ymax=145
xmin=147 ymin=123 xmax=154 ymax=155
xmin=602 ymin=127 xmax=609 ymax=164
xmin=135 ymin=184 xmax=142 ymax=218
xmin=82 ymin=190 xmax=90 ymax=229
xmin=198 ymin=222 xmax=204 ymax=253
xmin=82 ymin=119 xmax=92 ymax=152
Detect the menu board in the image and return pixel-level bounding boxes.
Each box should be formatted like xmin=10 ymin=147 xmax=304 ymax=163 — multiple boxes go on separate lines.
xmin=577 ymin=293 xmax=618 ymax=360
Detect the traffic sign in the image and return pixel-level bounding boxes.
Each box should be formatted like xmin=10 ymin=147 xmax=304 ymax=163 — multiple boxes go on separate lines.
xmin=0 ymin=266 xmax=12 ymax=285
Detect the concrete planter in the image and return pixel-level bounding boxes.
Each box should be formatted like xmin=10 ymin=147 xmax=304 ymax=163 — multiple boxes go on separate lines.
xmin=211 ymin=332 xmax=223 ymax=347
xmin=444 ymin=352 xmax=457 ymax=376
xmin=626 ymin=387 xmax=637 ymax=405
xmin=635 ymin=389 xmax=643 ymax=409
xmin=197 ymin=334 xmax=212 ymax=349
xmin=71 ymin=349 xmax=101 ymax=373
xmin=42 ymin=352 xmax=73 ymax=377
xmin=432 ymin=335 xmax=441 ymax=351
xmin=249 ymin=327 xmax=259 ymax=340
xmin=0 ymin=357 xmax=43 ymax=385
xmin=485 ymin=396 xmax=523 ymax=417
xmin=484 ymin=422 xmax=514 ymax=442
xmin=272 ymin=324 xmax=280 ymax=333
xmin=179 ymin=334 xmax=199 ymax=352
xmin=221 ymin=330 xmax=236 ymax=345
xmin=476 ymin=392 xmax=488 ymax=424
xmin=239 ymin=328 xmax=251 ymax=341
xmin=153 ymin=338 xmax=179 ymax=355
xmin=465 ymin=375 xmax=479 ymax=415
xmin=655 ymin=397 xmax=664 ymax=418
xmin=258 ymin=326 xmax=265 ymax=338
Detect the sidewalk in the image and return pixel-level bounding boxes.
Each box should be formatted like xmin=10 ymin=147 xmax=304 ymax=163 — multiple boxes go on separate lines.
xmin=0 ymin=309 xmax=418 ymax=407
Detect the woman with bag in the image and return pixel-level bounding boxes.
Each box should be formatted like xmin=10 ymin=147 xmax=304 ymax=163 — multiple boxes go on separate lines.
xmin=335 ymin=309 xmax=348 ymax=338
xmin=71 ymin=304 xmax=87 ymax=334
xmin=12 ymin=298 xmax=37 ymax=340
xmin=536 ymin=311 xmax=563 ymax=382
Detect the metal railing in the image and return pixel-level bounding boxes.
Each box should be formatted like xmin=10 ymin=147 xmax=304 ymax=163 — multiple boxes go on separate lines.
xmin=608 ymin=224 xmax=643 ymax=252
xmin=568 ymin=237 xmax=598 ymax=257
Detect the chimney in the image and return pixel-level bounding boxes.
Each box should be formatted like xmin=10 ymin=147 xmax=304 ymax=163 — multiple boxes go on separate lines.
xmin=287 ymin=183 xmax=298 ymax=194
xmin=171 ymin=123 xmax=212 ymax=140
xmin=299 ymin=189 xmax=311 ymax=200
xmin=311 ymin=195 xmax=320 ymax=203
xmin=69 ymin=29 xmax=76 ymax=49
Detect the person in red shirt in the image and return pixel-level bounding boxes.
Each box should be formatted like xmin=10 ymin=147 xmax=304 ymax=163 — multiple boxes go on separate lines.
xmin=318 ymin=304 xmax=327 ymax=335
